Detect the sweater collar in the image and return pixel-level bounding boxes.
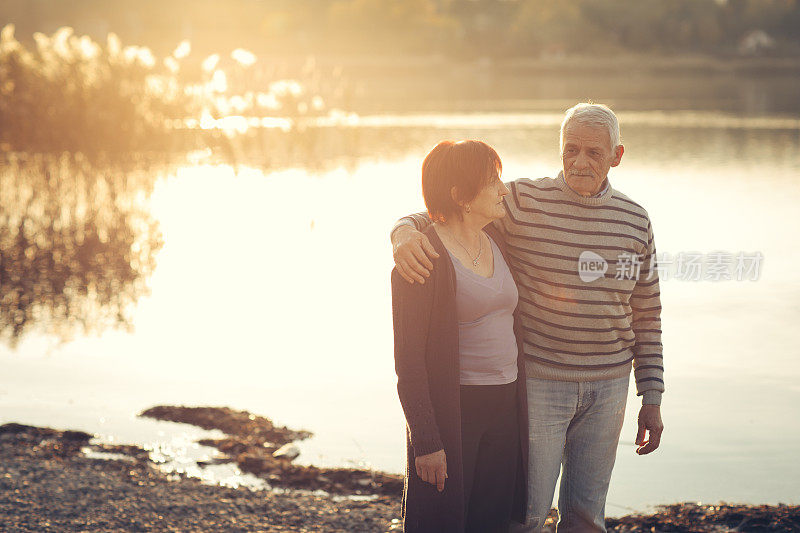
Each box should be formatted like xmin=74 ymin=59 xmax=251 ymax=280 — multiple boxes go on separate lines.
xmin=556 ymin=171 xmax=613 ymax=205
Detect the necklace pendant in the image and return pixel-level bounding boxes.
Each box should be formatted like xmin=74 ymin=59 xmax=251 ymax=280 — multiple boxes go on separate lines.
xmin=472 ymin=259 xmax=479 ymax=267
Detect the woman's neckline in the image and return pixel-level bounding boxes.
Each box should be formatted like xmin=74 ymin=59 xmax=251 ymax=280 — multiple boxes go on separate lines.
xmin=434 ymin=225 xmax=497 ymax=279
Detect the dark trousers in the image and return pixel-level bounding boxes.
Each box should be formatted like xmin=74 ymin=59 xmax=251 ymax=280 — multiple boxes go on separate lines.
xmin=460 ymin=380 xmax=520 ymax=533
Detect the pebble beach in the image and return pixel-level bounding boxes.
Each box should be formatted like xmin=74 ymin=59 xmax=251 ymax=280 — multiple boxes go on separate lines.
xmin=2 ymin=407 xmax=798 ymax=532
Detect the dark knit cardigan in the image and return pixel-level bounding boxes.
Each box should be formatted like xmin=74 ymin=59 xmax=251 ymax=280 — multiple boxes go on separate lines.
xmin=391 ymin=223 xmax=529 ymax=532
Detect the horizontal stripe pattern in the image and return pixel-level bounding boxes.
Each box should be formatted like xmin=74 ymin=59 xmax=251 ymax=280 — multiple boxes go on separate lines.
xmin=498 ymin=175 xmax=664 ymax=400
xmin=399 ymin=174 xmax=664 ymax=402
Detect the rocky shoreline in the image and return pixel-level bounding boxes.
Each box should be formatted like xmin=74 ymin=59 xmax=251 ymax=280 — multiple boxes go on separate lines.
xmin=1 ymin=406 xmax=798 ymax=532
xmin=138 ymin=405 xmax=403 ymax=497
xmin=0 ymin=419 xmax=401 ymax=532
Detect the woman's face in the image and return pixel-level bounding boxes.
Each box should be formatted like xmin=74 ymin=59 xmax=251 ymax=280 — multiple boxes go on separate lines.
xmin=467 ymin=168 xmax=509 ymax=222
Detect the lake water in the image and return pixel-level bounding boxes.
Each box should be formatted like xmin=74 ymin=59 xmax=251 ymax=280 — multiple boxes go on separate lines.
xmin=2 ymin=108 xmax=799 ymax=515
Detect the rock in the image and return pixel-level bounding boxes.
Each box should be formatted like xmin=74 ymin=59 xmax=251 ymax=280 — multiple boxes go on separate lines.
xmin=61 ymin=430 xmax=93 ymax=442
xmin=138 ymin=406 xmax=312 ymax=444
xmin=196 ymin=455 xmax=233 ymax=466
xmin=238 ymin=454 xmax=269 ymax=474
xmin=272 ymin=443 xmax=299 ymax=461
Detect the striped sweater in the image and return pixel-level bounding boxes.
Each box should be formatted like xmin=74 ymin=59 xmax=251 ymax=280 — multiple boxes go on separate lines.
xmin=401 ymin=172 xmax=664 ymax=405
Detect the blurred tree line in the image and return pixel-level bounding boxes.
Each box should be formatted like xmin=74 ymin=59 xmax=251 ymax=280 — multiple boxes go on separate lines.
xmin=2 ymin=0 xmax=799 ymax=58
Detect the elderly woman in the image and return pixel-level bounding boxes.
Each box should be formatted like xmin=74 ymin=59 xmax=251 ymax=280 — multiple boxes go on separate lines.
xmin=391 ymin=140 xmax=528 ymax=532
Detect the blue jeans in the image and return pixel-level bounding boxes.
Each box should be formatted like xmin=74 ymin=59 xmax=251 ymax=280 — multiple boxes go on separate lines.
xmin=510 ymin=375 xmax=629 ymax=532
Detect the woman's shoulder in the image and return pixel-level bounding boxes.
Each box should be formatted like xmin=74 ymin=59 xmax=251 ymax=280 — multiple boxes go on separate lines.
xmin=421 ymin=224 xmax=444 ymax=250
xmin=390 ymin=225 xmax=452 ymax=296
xmin=418 ymin=224 xmax=448 ymax=262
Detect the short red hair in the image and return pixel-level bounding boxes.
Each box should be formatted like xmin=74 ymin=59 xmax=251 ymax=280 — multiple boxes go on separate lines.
xmin=421 ymin=140 xmax=502 ymax=223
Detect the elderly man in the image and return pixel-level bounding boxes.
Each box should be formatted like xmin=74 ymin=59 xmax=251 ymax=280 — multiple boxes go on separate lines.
xmin=390 ymin=103 xmax=664 ymax=532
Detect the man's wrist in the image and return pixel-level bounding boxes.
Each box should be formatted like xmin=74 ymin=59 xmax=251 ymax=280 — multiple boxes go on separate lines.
xmin=390 ymin=221 xmax=416 ymax=244
xmin=641 ymin=390 xmax=662 ymax=406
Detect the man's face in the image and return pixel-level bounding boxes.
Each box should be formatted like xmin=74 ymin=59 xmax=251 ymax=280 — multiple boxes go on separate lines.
xmin=561 ymin=123 xmax=624 ymax=196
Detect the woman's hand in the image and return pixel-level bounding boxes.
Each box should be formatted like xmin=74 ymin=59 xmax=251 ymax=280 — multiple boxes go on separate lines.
xmin=415 ymin=449 xmax=447 ymax=492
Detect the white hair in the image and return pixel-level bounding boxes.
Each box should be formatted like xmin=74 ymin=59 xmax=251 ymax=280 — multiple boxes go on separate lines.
xmin=560 ymin=102 xmax=621 ymax=150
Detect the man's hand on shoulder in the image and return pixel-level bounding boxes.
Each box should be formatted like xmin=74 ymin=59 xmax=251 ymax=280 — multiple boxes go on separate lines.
xmin=635 ymin=404 xmax=664 ymax=455
xmin=392 ymin=225 xmax=439 ymax=284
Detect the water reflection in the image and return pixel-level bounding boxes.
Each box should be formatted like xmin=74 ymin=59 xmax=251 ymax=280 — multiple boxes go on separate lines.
xmin=0 ymin=152 xmax=163 ymax=347
xmin=0 ymin=122 xmax=427 ymax=348
xmin=3 ymin=109 xmax=798 ymax=348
